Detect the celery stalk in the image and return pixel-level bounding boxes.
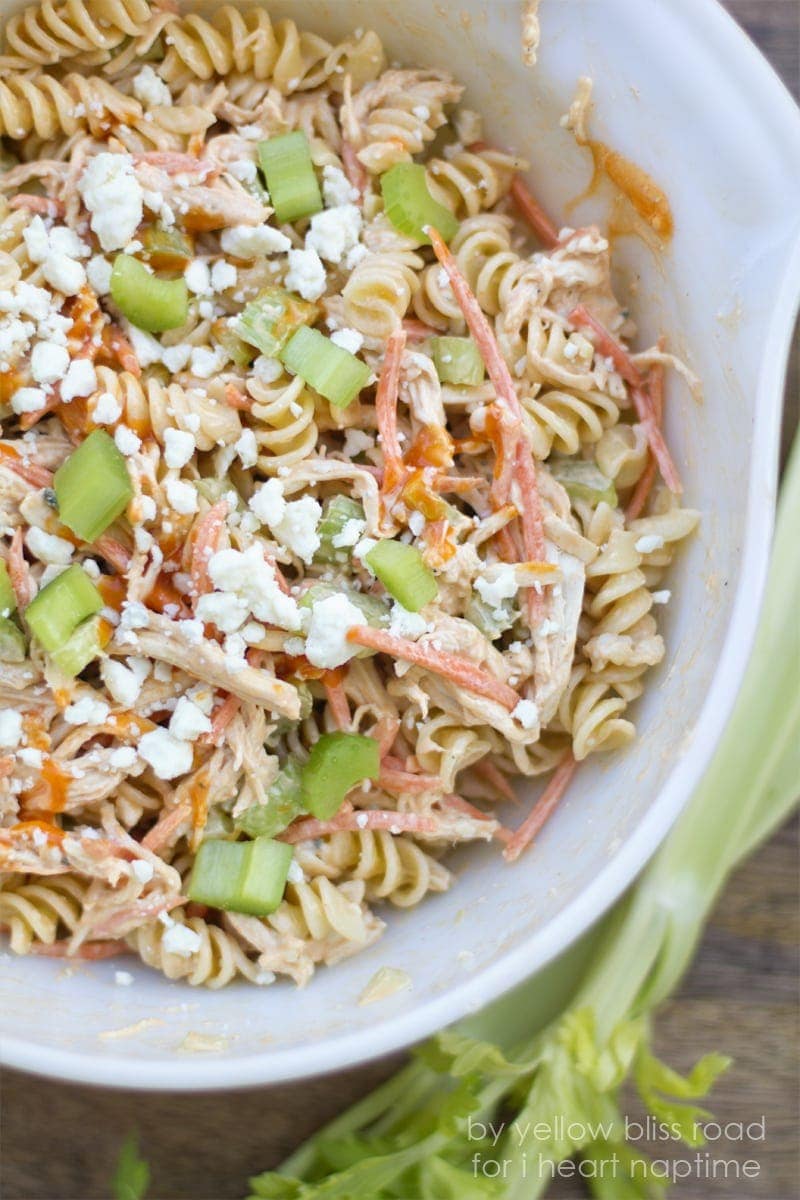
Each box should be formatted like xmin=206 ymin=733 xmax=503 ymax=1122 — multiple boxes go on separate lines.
xmin=245 ymin=433 xmax=800 ymax=1199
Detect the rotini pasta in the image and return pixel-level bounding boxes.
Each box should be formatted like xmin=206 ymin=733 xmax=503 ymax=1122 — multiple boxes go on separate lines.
xmin=0 ymin=0 xmax=699 ymax=986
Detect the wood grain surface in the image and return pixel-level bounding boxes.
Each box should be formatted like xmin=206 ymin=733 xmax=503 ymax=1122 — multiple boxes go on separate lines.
xmin=1 ymin=4 xmax=798 ymax=1199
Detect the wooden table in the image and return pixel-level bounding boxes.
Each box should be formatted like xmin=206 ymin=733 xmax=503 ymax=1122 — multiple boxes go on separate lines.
xmin=2 ymin=4 xmax=798 ymax=1198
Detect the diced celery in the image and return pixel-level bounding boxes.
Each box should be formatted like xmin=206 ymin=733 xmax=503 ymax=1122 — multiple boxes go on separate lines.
xmin=257 ymin=132 xmax=323 ymax=223
xmin=110 ymin=253 xmax=188 ymax=333
xmin=235 ymin=760 xmax=305 ymax=839
xmin=49 ymin=614 xmax=102 ymax=677
xmin=430 ymin=336 xmax=485 ymax=386
xmin=187 ymin=836 xmax=293 ymax=916
xmin=212 ymin=319 xmax=256 ymax=368
xmin=465 ymin=594 xmax=515 ymax=641
xmin=381 ymin=163 xmax=459 ymax=245
xmin=280 ymin=326 xmax=371 ymax=409
xmin=194 ymin=477 xmax=241 ymax=508
xmin=550 ymin=460 xmax=617 ymax=508
xmin=54 ymin=429 xmax=133 ymax=543
xmin=0 ymin=616 xmax=25 ymax=663
xmin=315 ymin=497 xmax=366 ymax=564
xmin=236 ymin=838 xmax=294 ymax=915
xmin=140 ymin=223 xmax=194 ymax=272
xmin=301 ymin=732 xmax=380 ymax=820
xmin=0 ymin=558 xmax=15 ymax=617
xmin=365 ymin=540 xmax=438 ymax=612
xmin=235 ymin=287 xmax=319 ymax=359
xmin=24 ymin=564 xmax=103 ymax=653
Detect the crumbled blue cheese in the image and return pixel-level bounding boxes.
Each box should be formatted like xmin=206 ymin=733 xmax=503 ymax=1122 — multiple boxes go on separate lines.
xmin=634 ymin=534 xmax=665 ymax=554
xmin=270 ymin=495 xmax=321 ymax=564
xmin=330 ymin=327 xmax=364 ymax=355
xmin=25 ymin=527 xmax=73 ymax=565
xmin=306 ymin=204 xmax=362 ymax=266
xmin=248 ymin=478 xmax=286 ymax=526
xmin=304 ymin=593 xmax=364 ymax=668
xmin=220 ymin=224 xmax=291 ymax=258
xmin=0 ymin=710 xmax=23 ymax=749
xmin=79 ymin=152 xmax=144 ymax=253
xmin=284 ymin=246 xmax=326 ymax=301
xmin=138 ymin=727 xmax=193 ymax=780
xmin=169 ymin=696 xmax=212 ymax=741
xmin=165 ymin=478 xmax=198 ymax=515
xmin=114 ymin=424 xmax=142 ymax=456
xmin=512 ymin=698 xmax=539 ymax=730
xmin=61 ymin=358 xmax=97 ymax=403
xmin=63 ymin=695 xmax=111 ymax=726
xmin=322 ymin=164 xmax=359 ymax=207
xmin=101 ymin=659 xmax=144 ymax=707
xmin=132 ymin=64 xmax=172 ymax=108
xmin=207 ymin=544 xmax=303 ymax=630
xmin=163 ymin=427 xmax=195 ymax=469
xmin=388 ymin=603 xmax=427 ymax=638
xmin=91 ymin=391 xmax=122 ymax=424
xmin=30 ymin=340 xmax=69 ymax=385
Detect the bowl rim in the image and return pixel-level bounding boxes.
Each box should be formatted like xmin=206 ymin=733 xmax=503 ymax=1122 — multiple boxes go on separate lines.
xmin=2 ymin=0 xmax=800 ymax=1091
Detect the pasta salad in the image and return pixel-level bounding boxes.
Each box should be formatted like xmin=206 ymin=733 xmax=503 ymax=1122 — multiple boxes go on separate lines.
xmin=0 ymin=1 xmax=699 ymax=987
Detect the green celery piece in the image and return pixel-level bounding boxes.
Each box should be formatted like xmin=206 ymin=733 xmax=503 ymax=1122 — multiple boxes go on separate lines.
xmin=213 ymin=319 xmax=257 ymax=368
xmin=257 ymin=132 xmax=323 ymax=223
xmin=381 ymin=163 xmax=459 ymax=245
xmin=550 ymin=459 xmax=617 ymax=508
xmin=49 ymin=614 xmax=103 ymax=677
xmin=24 ymin=565 xmax=103 ymax=653
xmin=465 ymin=593 xmax=515 ymax=641
xmin=235 ymin=761 xmax=305 ymax=839
xmin=236 ymin=838 xmax=294 ymax=916
xmin=314 ymin=496 xmax=365 ymax=564
xmin=0 ymin=559 xmax=15 ymax=617
xmin=429 ymin=336 xmax=485 ymax=386
xmin=365 ymin=539 xmax=438 ymax=612
xmin=111 ymin=1131 xmax=150 ymax=1200
xmin=54 ymin=429 xmax=133 ymax=543
xmin=301 ymin=732 xmax=380 ymax=819
xmin=187 ymin=837 xmax=293 ymax=916
xmin=279 ymin=326 xmax=371 ymax=409
xmin=110 ymin=253 xmax=188 ymax=333
xmin=0 ymin=616 xmax=26 ymax=662
xmin=235 ymin=287 xmax=319 ymax=359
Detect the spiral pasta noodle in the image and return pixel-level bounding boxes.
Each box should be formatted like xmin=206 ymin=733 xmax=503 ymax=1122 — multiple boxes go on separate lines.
xmin=427 ymin=146 xmax=523 ymax=219
xmin=245 ymin=370 xmax=317 ymax=475
xmin=0 ymin=873 xmax=87 ymax=952
xmin=0 ymin=71 xmax=140 ymax=139
xmin=128 ymin=909 xmax=262 ymax=987
xmin=87 ymin=367 xmax=243 ymax=451
xmin=317 ymin=830 xmax=451 ymax=908
xmin=343 ymin=251 xmax=422 ymax=339
xmin=2 ymin=0 xmax=153 ymax=67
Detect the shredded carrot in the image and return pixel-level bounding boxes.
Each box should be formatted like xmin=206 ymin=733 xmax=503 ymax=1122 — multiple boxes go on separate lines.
xmin=626 ymin=345 xmax=665 ymax=521
xmin=323 ymin=679 xmax=351 ymax=731
xmin=280 ymin=809 xmax=437 ymax=844
xmin=569 ymin=306 xmax=681 ymax=494
xmin=347 ymin=625 xmax=521 ymax=710
xmin=378 ymin=765 xmax=442 ymax=795
xmin=503 ymin=750 xmax=577 ymax=862
xmin=376 ymin=326 xmax=408 ymax=496
xmin=514 ymin=441 xmax=547 ymax=623
xmin=9 ymin=194 xmax=65 ymax=218
xmin=93 ymin=534 xmax=132 ymax=573
xmin=28 ymin=938 xmax=128 ymax=959
xmin=141 ymin=800 xmax=190 ymax=852
xmin=200 ymin=692 xmax=240 ymax=746
xmin=105 ymin=325 xmax=141 ymax=378
xmin=402 ymin=317 xmax=439 ymax=342
xmin=190 ymin=499 xmax=228 ymax=598
xmin=8 ymin=528 xmax=35 ymax=609
xmin=373 ymin=715 xmax=401 ymax=758
xmin=475 ymin=757 xmax=518 ymax=804
xmin=0 ymin=443 xmax=53 ymax=488
xmin=223 ymin=382 xmax=252 ymax=410
xmin=341 ymin=139 xmax=367 ymax=198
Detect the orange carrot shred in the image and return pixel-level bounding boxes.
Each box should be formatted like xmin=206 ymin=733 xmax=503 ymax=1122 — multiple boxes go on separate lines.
xmin=190 ymin=499 xmax=228 ymax=599
xmin=280 ymin=809 xmax=437 ymax=844
xmin=376 ymin=326 xmax=407 ymax=495
xmin=504 ymin=751 xmax=577 ymax=862
xmin=347 ymin=625 xmax=521 ymax=710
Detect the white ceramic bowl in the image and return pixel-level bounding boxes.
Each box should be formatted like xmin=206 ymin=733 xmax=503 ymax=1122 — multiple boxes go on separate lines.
xmin=2 ymin=0 xmax=800 ymax=1090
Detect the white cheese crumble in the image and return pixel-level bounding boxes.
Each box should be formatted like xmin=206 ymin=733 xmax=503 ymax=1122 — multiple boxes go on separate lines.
xmin=165 ymin=478 xmax=198 ymax=515
xmin=79 ymin=152 xmax=144 ymax=252
xmin=252 ymin=354 xmax=283 ymax=384
xmin=64 ymin=696 xmax=110 ymax=726
xmin=30 ymin=341 xmax=69 ymax=385
xmin=195 ymin=590 xmax=249 ymax=633
xmin=42 ymin=253 xmax=86 ymax=296
xmin=330 ymin=327 xmax=364 ymax=355
xmin=475 ymin=565 xmax=518 ymax=612
xmin=114 ymin=424 xmax=142 ymax=456
xmin=109 ymin=746 xmax=138 ymax=770
xmin=233 ymin=427 xmax=258 ymax=468
xmin=163 ymin=427 xmax=195 ymax=469
xmin=210 ymin=260 xmax=237 ymax=291
xmin=138 ymin=728 xmax=193 ymax=780
xmin=284 ymin=246 xmax=326 ymax=301
xmin=513 ymin=698 xmax=539 ymax=730
xmin=161 ymin=922 xmax=202 ymax=957
xmin=388 ymin=602 xmax=427 ymax=638
xmin=304 ymin=593 xmax=364 ymax=668
xmin=248 ymin=478 xmax=286 ymax=526
xmin=651 ymin=589 xmax=671 ymax=604
xmin=132 ymin=64 xmax=172 ymax=108
xmin=0 ymin=710 xmax=23 ymax=749
xmin=114 ymin=970 xmax=135 ymax=986
xmin=101 ymin=659 xmax=144 ymax=708
xmin=87 ymin=255 xmax=113 ymax=296
xmin=60 ymin=358 xmax=97 ymax=403
xmin=208 ymin=544 xmax=303 ymax=630
xmin=270 ymin=495 xmax=321 ymax=564
xmin=306 ymin=204 xmax=362 ymax=266
xmin=184 ymin=259 xmax=211 ymax=295
xmin=322 ymin=164 xmax=359 ymax=207
xmin=220 ymin=224 xmax=291 ymax=258
xmin=169 ymin=696 xmax=212 ymax=741
xmin=11 ymin=386 xmax=46 ymax=414
xmin=92 ymin=391 xmax=122 ymax=424
xmin=189 ymin=346 xmax=226 ymax=379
